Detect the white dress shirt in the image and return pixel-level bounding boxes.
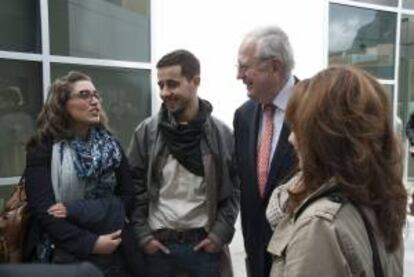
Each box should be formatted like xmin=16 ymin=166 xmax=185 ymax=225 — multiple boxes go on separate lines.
xmin=258 ymin=75 xmax=295 ymax=166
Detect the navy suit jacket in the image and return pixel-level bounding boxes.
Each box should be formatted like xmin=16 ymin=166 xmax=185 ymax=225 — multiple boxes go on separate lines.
xmin=233 ymin=99 xmax=297 ymax=277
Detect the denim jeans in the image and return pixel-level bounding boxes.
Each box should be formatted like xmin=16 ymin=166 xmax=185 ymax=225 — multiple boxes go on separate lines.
xmin=146 ymin=241 xmax=220 ymax=277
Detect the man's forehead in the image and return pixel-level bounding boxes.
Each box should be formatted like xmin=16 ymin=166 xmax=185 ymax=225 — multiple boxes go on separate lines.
xmin=238 ymin=41 xmax=257 ymax=60
xmin=157 ymin=65 xmax=182 ymax=77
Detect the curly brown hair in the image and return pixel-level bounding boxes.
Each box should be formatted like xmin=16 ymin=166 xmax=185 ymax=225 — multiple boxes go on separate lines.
xmin=27 ymin=71 xmax=108 ymax=147
xmin=286 ymin=66 xmax=407 ymax=252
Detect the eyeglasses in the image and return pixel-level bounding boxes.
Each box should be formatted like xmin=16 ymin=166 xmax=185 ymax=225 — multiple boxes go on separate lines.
xmin=70 ymin=90 xmax=101 ymax=101
xmin=236 ymin=57 xmax=273 ymax=73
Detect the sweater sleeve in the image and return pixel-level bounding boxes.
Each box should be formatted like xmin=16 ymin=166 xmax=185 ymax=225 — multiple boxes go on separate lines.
xmin=25 ymin=140 xmax=98 ymax=259
xmin=65 ymin=197 xmax=125 ymax=234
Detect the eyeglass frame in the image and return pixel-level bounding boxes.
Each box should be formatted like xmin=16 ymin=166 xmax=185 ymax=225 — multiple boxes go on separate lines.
xmin=236 ymin=57 xmax=274 ymax=74
xmin=69 ymin=89 xmax=101 ymax=101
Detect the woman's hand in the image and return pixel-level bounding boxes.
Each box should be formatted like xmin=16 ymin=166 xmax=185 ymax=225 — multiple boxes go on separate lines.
xmin=93 ymin=230 xmax=122 ymax=254
xmin=47 ymin=203 xmax=67 ymax=218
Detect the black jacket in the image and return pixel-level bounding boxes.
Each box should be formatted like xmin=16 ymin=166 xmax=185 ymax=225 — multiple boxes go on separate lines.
xmin=25 ymin=136 xmax=135 ymax=260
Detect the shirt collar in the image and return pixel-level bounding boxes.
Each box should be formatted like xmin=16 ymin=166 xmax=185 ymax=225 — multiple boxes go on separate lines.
xmin=271 ymin=74 xmax=294 ymax=112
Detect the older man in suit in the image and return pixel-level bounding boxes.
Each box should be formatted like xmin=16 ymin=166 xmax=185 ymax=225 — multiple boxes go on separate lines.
xmin=233 ymin=25 xmax=297 ymax=277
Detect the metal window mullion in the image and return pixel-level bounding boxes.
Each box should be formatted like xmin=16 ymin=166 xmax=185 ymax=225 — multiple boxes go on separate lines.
xmin=49 ymin=55 xmax=151 ymax=70
xmin=150 ymin=0 xmax=160 ymax=115
xmin=401 ymin=8 xmax=414 ymax=15
xmin=330 ymin=0 xmax=400 ymax=12
xmin=394 ymin=10 xmax=402 ymax=120
xmin=377 ymin=79 xmax=396 ymax=85
xmin=0 ymin=51 xmax=43 ymax=62
xmin=394 ymin=2 xmax=410 ymax=183
xmin=40 ymin=0 xmax=50 ymax=103
xmin=0 ymin=177 xmax=20 ymax=186
xmin=324 ymin=0 xmax=330 ymax=68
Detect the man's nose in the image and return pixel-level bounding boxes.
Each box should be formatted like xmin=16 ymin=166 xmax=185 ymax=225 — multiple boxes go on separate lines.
xmin=160 ymin=87 xmax=172 ymax=98
xmin=236 ymin=68 xmax=244 ymax=80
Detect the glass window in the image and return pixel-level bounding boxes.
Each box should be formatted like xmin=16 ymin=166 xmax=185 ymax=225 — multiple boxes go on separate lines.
xmin=0 ymin=185 xmax=15 ymax=211
xmin=351 ymin=0 xmax=398 ymax=7
xmin=398 ymin=15 xmax=414 ymax=179
xmin=380 ymin=84 xmax=401 ymax=135
xmin=0 ymin=0 xmax=41 ymax=53
xmin=382 ymin=84 xmax=394 ymax=115
xmin=329 ymin=4 xmax=397 ymax=79
xmin=51 ymin=64 xmax=151 ymax=148
xmin=49 ymin=0 xmax=150 ymax=62
xmin=403 ymin=0 xmax=414 ymax=9
xmin=0 ymin=59 xmax=42 ymax=178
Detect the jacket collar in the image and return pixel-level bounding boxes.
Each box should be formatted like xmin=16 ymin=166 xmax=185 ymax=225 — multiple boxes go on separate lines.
xmin=292 ymin=179 xmax=338 ymax=220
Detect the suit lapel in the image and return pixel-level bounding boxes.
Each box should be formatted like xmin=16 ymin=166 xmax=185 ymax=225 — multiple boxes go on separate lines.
xmin=248 ymin=102 xmax=262 ymax=193
xmin=261 ymin=76 xmax=299 ymax=199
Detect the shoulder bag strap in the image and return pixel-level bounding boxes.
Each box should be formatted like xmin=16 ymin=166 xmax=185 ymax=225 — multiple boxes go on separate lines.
xmin=354 ymin=205 xmax=384 ymax=277
xmin=294 ymin=186 xmax=385 ymax=277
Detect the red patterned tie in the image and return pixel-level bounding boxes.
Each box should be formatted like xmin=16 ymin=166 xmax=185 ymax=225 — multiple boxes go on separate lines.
xmin=257 ymin=104 xmax=275 ymax=197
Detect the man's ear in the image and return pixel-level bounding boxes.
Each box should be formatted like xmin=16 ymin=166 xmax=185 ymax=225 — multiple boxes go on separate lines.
xmin=192 ymin=75 xmax=201 ymax=86
xmin=270 ymin=58 xmax=283 ymax=73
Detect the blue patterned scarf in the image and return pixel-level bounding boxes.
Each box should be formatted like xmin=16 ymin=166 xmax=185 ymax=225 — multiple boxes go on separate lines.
xmin=67 ymin=127 xmax=122 ymax=199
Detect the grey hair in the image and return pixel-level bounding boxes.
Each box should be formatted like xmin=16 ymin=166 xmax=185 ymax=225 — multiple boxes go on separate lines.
xmin=244 ymin=25 xmax=295 ymax=74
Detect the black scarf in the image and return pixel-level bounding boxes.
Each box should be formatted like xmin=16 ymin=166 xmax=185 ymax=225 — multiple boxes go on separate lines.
xmin=159 ymin=99 xmax=212 ymax=176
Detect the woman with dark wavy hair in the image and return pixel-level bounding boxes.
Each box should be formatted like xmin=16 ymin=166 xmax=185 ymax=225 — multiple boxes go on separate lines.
xmin=25 ymin=71 xmax=138 ymax=277
xmin=267 ymin=66 xmax=407 ymax=277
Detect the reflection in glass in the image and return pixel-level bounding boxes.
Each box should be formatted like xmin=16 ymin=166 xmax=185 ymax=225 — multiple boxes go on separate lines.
xmin=0 ymin=0 xmax=41 ymax=53
xmin=351 ymin=0 xmax=398 ymax=7
xmin=0 ymin=59 xmax=42 ymax=177
xmin=381 ymin=84 xmax=401 ymax=136
xmin=51 ymin=64 xmax=151 ymax=148
xmin=382 ymin=84 xmax=394 ymax=116
xmin=397 ymin=15 xmax=414 ymax=178
xmin=329 ymin=4 xmax=397 ymax=79
xmin=0 ymin=185 xmax=14 ymax=210
xmin=49 ymin=0 xmax=150 ymax=62
xmin=403 ymin=0 xmax=414 ymax=9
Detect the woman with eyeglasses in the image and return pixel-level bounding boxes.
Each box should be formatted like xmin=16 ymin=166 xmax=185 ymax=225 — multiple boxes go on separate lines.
xmin=266 ymin=66 xmax=406 ymax=277
xmin=24 ymin=71 xmax=139 ymax=277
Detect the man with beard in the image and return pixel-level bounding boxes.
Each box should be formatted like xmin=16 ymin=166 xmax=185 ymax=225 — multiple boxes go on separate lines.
xmin=128 ymin=49 xmax=239 ymax=276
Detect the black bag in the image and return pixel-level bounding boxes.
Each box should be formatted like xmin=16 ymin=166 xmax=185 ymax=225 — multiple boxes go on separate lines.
xmin=34 ymin=235 xmax=54 ymax=263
